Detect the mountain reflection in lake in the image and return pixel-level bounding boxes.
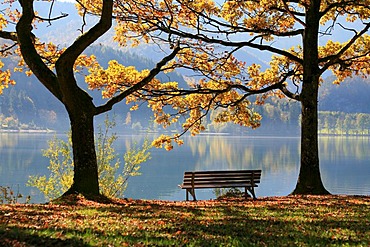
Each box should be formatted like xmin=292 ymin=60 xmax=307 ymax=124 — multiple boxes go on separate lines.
xmin=0 ymin=133 xmax=369 ymax=203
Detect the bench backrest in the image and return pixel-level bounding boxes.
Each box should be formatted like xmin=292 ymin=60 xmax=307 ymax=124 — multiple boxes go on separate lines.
xmin=182 ymin=170 xmax=262 ymax=188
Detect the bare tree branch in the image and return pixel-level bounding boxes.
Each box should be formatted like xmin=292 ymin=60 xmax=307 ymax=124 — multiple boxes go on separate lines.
xmin=0 ymin=31 xmax=18 ymax=42
xmin=34 ymin=0 xmax=69 ymax=26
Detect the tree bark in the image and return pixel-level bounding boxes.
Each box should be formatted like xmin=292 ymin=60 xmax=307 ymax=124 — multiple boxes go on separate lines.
xmin=293 ymin=78 xmax=329 ymax=194
xmin=292 ymin=0 xmax=329 ymax=195
xmin=55 ymin=59 xmax=101 ymax=197
xmin=63 ymin=109 xmax=100 ymax=197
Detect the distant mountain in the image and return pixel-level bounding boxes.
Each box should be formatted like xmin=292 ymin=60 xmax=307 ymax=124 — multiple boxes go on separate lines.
xmin=319 ymin=76 xmax=370 ymax=114
xmin=2 ymin=41 xmax=370 ymax=132
xmin=0 ymin=45 xmax=186 ymax=130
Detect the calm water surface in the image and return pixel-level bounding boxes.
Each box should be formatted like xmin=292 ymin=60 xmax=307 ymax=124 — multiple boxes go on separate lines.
xmin=0 ymin=133 xmax=369 ymax=203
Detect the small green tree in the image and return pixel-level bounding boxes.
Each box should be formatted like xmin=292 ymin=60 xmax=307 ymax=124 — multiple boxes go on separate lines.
xmin=28 ymin=133 xmax=74 ymax=200
xmin=28 ymin=116 xmax=151 ymax=201
xmin=0 ymin=186 xmax=31 ymax=204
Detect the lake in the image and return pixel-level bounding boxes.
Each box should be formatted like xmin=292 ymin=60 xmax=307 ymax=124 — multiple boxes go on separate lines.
xmin=0 ymin=133 xmax=369 ymax=203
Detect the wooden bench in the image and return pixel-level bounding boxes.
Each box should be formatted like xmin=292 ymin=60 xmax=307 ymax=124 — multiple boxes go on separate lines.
xmin=179 ymin=170 xmax=261 ymax=201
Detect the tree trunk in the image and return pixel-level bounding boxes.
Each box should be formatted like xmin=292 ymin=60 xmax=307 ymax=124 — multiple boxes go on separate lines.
xmin=14 ymin=0 xmax=114 ymax=200
xmin=59 ymin=75 xmax=100 ymax=197
xmin=292 ymin=80 xmax=329 ymax=194
xmin=292 ymin=0 xmax=329 ymax=195
xmin=63 ymin=109 xmax=100 ymax=197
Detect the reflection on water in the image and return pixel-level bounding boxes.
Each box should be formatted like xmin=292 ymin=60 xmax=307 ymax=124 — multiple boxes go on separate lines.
xmin=123 ymin=134 xmax=370 ymax=200
xmin=0 ymin=133 xmax=369 ymax=203
xmin=180 ymin=136 xmax=301 ymax=198
xmin=320 ymin=136 xmax=370 ymax=195
xmin=0 ymin=133 xmax=51 ymax=203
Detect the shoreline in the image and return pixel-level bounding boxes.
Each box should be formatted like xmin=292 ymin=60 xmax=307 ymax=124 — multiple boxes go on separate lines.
xmin=0 ymin=129 xmax=56 ymax=133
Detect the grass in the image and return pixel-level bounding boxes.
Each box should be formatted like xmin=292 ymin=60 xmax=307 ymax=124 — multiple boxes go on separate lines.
xmin=0 ymin=195 xmax=369 ymax=246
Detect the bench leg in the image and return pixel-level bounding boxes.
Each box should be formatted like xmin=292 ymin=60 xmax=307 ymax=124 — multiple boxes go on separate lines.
xmin=245 ymin=186 xmax=257 ymax=200
xmin=186 ymin=189 xmax=197 ymax=201
xmin=190 ymin=188 xmax=197 ymax=201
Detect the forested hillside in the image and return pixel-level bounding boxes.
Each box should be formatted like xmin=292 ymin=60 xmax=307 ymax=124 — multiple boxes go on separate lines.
xmin=1 ymin=42 xmax=370 ymax=135
xmin=0 ymin=45 xmax=185 ymax=131
xmin=319 ymin=76 xmax=370 ymax=114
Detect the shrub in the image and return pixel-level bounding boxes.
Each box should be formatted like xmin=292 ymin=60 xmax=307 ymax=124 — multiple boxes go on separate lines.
xmin=28 ymin=115 xmax=151 ymax=201
xmin=0 ymin=185 xmax=30 ymax=204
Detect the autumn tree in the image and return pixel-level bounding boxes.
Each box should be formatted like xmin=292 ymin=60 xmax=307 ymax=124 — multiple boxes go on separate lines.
xmin=91 ymin=0 xmax=370 ymax=195
xmin=0 ymin=0 xmax=180 ymax=198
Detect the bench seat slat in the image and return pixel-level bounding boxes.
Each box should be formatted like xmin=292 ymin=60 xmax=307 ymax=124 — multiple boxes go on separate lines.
xmin=181 ymin=178 xmax=261 ymax=184
xmin=183 ymin=173 xmax=261 ymax=177
xmin=184 ymin=169 xmax=260 ymax=173
xmin=184 ymin=176 xmax=260 ymax=181
xmin=181 ymin=180 xmax=260 ymax=186
xmin=181 ymin=184 xmax=259 ymax=189
xmin=181 ymin=182 xmax=260 ymax=186
xmin=183 ymin=172 xmax=261 ymax=176
xmin=183 ymin=175 xmax=261 ymax=178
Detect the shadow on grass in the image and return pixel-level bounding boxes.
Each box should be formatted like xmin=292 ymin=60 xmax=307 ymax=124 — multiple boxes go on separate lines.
xmin=92 ymin=197 xmax=369 ymax=246
xmin=0 ymin=226 xmax=89 ymax=247
xmin=0 ymin=195 xmax=369 ymax=246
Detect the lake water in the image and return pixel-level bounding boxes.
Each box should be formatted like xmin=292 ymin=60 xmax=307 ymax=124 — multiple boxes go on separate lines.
xmin=0 ymin=133 xmax=369 ymax=203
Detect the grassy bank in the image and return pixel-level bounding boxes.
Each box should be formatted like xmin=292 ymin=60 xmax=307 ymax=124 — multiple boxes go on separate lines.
xmin=0 ymin=195 xmax=369 ymax=246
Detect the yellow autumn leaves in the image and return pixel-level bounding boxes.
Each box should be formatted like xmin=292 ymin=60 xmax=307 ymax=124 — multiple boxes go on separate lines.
xmin=319 ymin=35 xmax=370 ymax=84
xmin=0 ymin=11 xmax=15 ymax=94
xmin=221 ymin=0 xmax=296 ymax=33
xmin=0 ymin=60 xmax=15 ymax=94
xmin=112 ymin=0 xmax=300 ymax=48
xmin=84 ymin=49 xmax=264 ymax=150
xmin=86 ymin=60 xmax=150 ymax=98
